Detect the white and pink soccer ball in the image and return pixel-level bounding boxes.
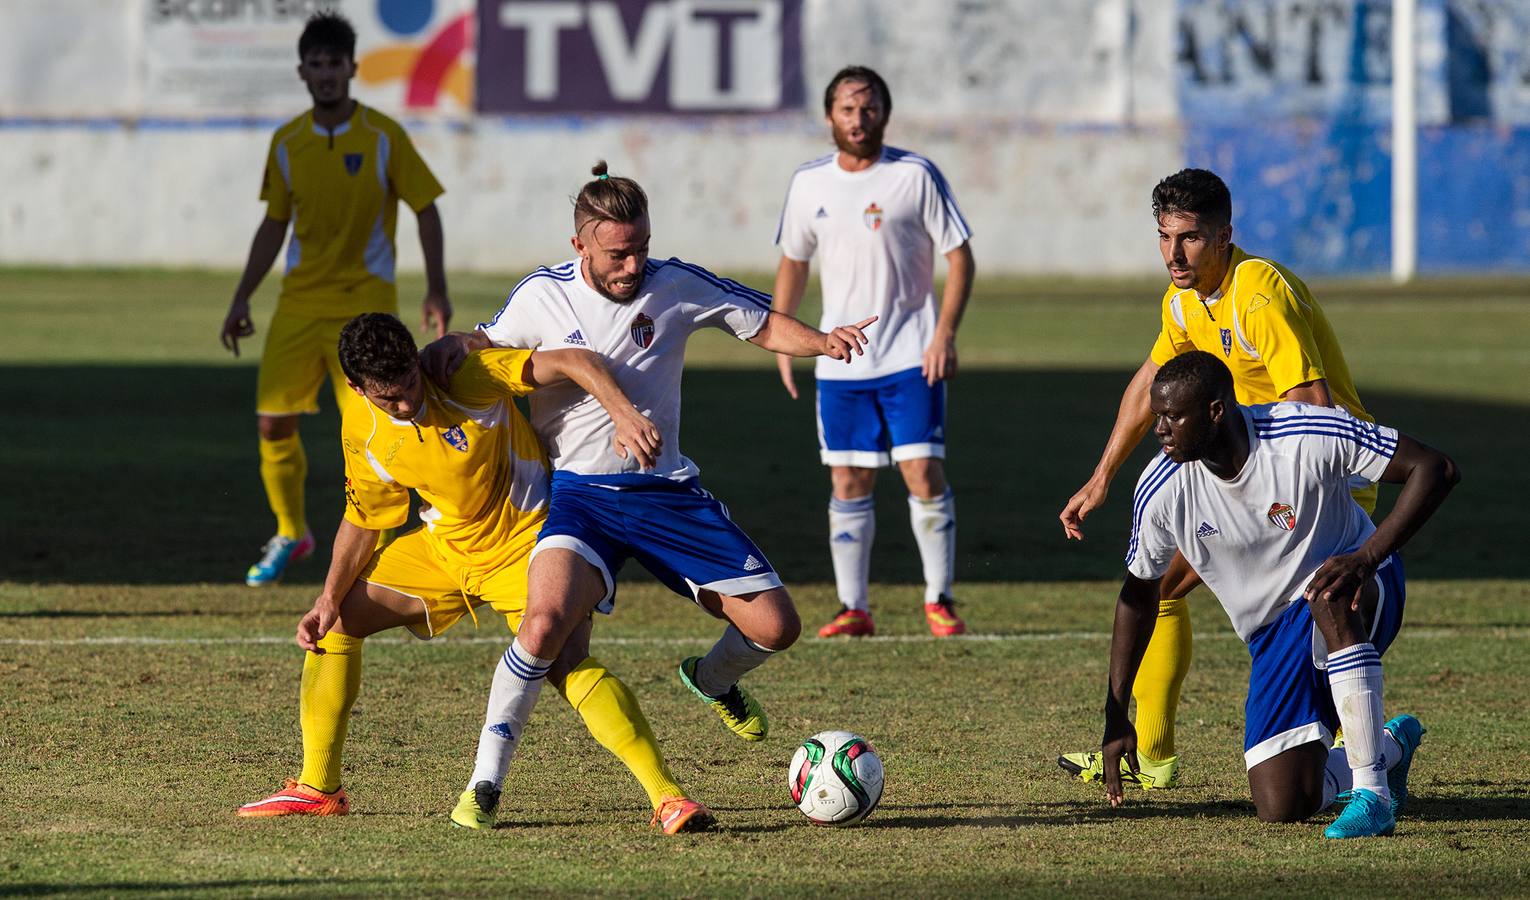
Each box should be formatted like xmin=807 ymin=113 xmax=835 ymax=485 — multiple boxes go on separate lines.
xmin=789 ymin=730 xmax=884 ymax=825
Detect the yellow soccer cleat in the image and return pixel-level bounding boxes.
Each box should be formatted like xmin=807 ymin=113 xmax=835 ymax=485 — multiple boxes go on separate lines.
xmin=678 ymin=657 xmax=768 ymax=742
xmin=1057 ymin=750 xmax=1180 ymax=790
xmin=450 ymin=781 xmax=500 ymax=830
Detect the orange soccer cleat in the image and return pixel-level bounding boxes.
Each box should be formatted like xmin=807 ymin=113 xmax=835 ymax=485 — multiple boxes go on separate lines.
xmin=924 ymin=596 xmax=966 ymax=637
xmin=650 ymin=797 xmax=716 ymax=835
xmin=236 ymin=779 xmax=350 ymax=818
xmin=817 ymin=607 xmax=875 ymax=638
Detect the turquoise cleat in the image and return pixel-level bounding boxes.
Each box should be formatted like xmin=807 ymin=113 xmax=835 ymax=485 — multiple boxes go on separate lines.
xmin=1323 ymin=788 xmax=1396 ymax=839
xmin=245 ymin=531 xmax=316 ymax=587
xmin=1384 ymin=714 xmax=1426 ymax=816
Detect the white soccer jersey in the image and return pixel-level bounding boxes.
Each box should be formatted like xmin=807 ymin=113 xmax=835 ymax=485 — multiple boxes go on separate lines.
xmin=775 ymin=146 xmax=972 ymax=381
xmin=477 ymin=257 xmax=770 ymax=482
xmin=1124 ymin=403 xmax=1398 ymax=641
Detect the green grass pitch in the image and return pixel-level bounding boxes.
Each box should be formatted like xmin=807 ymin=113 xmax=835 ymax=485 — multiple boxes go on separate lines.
xmin=1 ymin=268 xmax=1528 ymax=897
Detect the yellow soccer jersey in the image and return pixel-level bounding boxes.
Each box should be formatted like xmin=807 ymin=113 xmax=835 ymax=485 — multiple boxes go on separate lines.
xmin=342 ymin=350 xmax=548 ymax=576
xmin=1150 ymin=246 xmax=1371 ymax=423
xmin=261 ymin=103 xmax=443 ymax=319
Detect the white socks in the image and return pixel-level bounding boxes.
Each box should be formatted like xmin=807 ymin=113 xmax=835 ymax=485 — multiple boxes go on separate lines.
xmin=693 ymin=625 xmax=776 ymax=698
xmin=1327 ymin=642 xmax=1390 ymax=801
xmin=828 ymin=495 xmax=874 ymax=612
xmin=468 ymin=637 xmax=554 ymax=789
xmin=909 ymin=490 xmax=956 ymax=604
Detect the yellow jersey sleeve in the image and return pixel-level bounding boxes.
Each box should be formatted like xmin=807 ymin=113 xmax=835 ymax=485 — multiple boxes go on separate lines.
xmin=1150 ymin=288 xmax=1194 ymax=366
xmin=447 ymin=349 xmax=538 ymax=406
xmin=1238 ymin=268 xmax=1327 ymax=398
xmin=341 ymin=431 xmax=410 ymax=531
xmin=385 ymin=121 xmax=444 ymax=213
xmin=259 ymin=131 xmax=292 ymax=223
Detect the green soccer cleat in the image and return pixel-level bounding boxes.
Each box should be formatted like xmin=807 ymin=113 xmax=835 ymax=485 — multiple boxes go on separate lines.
xmin=1323 ymin=787 xmax=1396 ymax=839
xmin=678 ymin=657 xmax=768 ymax=742
xmin=450 ymin=781 xmax=500 ymax=830
xmin=1383 ymin=714 xmax=1426 ymax=817
xmin=1057 ymin=749 xmax=1180 ymax=790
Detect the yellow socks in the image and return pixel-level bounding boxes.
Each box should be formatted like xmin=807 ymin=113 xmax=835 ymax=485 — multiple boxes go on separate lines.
xmin=259 ymin=434 xmax=307 ymax=540
xmin=559 ymin=657 xmax=684 ymax=809
xmin=298 ymin=631 xmax=364 ymax=793
xmin=1131 ymin=594 xmax=1192 ymax=761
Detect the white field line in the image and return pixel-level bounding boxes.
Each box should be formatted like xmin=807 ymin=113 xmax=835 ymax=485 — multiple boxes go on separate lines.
xmin=0 ymin=627 xmax=1514 ymax=648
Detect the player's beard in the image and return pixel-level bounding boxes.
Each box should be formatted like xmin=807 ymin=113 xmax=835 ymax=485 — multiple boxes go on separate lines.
xmin=591 ymin=266 xmax=644 ymax=303
xmin=832 ymin=121 xmax=884 ymax=161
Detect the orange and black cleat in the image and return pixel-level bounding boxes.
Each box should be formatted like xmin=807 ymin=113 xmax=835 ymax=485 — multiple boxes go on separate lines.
xmin=651 ymin=797 xmax=716 ymax=835
xmin=237 ymin=778 xmax=350 ymax=818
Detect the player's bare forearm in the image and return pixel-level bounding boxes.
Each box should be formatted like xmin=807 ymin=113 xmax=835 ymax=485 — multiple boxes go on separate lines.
xmin=1313 ymin=436 xmax=1460 ymax=600
xmin=771 ymin=257 xmax=810 ymax=318
xmin=416 ymin=204 xmax=448 ymax=297
xmin=1095 ymin=357 xmax=1161 ymax=481
xmin=750 ymin=311 xmax=874 ymax=359
xmin=319 ymin=519 xmax=381 ymax=607
xmin=231 ymin=215 xmax=288 ymax=305
xmin=1281 ymin=379 xmax=1332 ymax=407
xmin=1107 ymin=574 xmax=1160 ymax=712
xmin=935 ymin=242 xmax=975 ymax=335
xmin=528 ymin=348 xmax=628 ymax=410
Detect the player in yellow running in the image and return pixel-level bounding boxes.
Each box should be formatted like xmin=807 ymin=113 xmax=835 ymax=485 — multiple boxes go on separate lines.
xmin=220 ymin=12 xmax=452 ymax=587
xmin=238 ymin=313 xmax=713 ymax=835
xmin=1056 ymin=168 xmax=1375 ymax=789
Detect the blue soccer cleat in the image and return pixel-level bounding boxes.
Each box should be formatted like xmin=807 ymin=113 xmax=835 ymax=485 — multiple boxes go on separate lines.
xmin=1323 ymin=788 xmax=1396 ymax=839
xmin=245 ymin=531 xmax=316 ymax=587
xmin=1384 ymin=714 xmax=1426 ymax=816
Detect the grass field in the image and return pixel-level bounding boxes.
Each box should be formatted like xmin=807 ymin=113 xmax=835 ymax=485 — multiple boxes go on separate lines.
xmin=2 ymin=268 xmax=1528 ymax=897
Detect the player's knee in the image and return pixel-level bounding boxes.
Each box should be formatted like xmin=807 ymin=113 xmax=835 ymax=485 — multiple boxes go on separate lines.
xmin=899 ymin=458 xmax=947 ymax=498
xmin=758 ymin=595 xmax=802 ymax=650
xmin=258 ymin=415 xmax=298 ymax=442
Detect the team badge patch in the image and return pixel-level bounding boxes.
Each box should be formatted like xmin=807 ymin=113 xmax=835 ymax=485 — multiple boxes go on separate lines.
xmin=343 ymin=153 xmax=364 ymax=176
xmin=1266 ymin=502 xmax=1296 ymax=531
xmin=442 ymin=426 xmax=469 ymax=453
xmin=1220 ymin=327 xmax=1233 ymax=357
xmin=630 ymin=312 xmax=655 ymax=349
xmin=863 ymin=202 xmax=884 ymax=231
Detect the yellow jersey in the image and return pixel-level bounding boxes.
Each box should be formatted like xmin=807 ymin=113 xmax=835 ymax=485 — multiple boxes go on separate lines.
xmin=342 ymin=350 xmax=549 ymax=576
xmin=261 ymin=103 xmax=443 ymax=319
xmin=1150 ymin=246 xmax=1371 ymax=423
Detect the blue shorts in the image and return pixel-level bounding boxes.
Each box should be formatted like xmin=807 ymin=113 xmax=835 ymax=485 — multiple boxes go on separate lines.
xmin=815 ymin=367 xmax=945 ymax=468
xmin=532 ymin=472 xmax=783 ymax=612
xmin=1242 ymin=554 xmax=1407 ymax=769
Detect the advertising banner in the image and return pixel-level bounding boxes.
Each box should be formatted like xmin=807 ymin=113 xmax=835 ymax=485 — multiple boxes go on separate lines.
xmin=476 ymin=0 xmax=804 ymax=113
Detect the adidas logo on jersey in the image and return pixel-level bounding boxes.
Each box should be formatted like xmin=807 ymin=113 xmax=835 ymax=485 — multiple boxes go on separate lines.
xmin=563 ymin=329 xmax=587 ymax=346
xmin=815 ymin=207 xmax=829 ymax=219
xmin=1195 ymin=521 xmax=1220 ymax=539
xmin=742 ymin=555 xmax=763 ymax=572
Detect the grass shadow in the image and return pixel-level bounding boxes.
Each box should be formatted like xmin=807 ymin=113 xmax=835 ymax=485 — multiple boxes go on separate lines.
xmin=0 ymin=364 xmax=1519 ymax=585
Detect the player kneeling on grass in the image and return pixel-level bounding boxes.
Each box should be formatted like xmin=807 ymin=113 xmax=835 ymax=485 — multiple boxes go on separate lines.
xmin=239 ymin=312 xmax=714 ymax=834
xmin=1096 ymin=351 xmax=1456 ymax=838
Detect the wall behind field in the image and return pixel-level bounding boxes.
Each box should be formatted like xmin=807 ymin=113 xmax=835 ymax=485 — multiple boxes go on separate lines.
xmin=0 ymin=0 xmax=1524 ymax=277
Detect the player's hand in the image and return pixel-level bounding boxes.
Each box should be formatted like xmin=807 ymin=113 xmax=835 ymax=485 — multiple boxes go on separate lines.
xmin=823 ymin=316 xmax=877 ymax=363
xmin=776 ymin=353 xmax=799 ymax=400
xmin=1060 ymin=477 xmax=1109 ymax=541
xmin=419 ymin=332 xmax=473 ymax=388
xmin=220 ymin=299 xmax=256 ymax=357
xmin=1101 ymin=719 xmax=1140 ymax=808
xmin=921 ymin=327 xmax=958 ymax=386
xmin=1304 ymin=551 xmax=1376 ymax=611
xmin=611 ymin=406 xmax=662 ymax=470
xmin=421 ymin=290 xmax=453 ymax=339
xmin=296 ymin=598 xmax=341 ymax=652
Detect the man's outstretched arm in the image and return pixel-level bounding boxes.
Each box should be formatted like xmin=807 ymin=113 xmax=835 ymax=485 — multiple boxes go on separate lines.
xmin=748 ymin=311 xmax=876 ymax=362
xmin=523 ymin=348 xmax=661 ymax=469
xmin=1060 ymin=356 xmax=1160 ymax=540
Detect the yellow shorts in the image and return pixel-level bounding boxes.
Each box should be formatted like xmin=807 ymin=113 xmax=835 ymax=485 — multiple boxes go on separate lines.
xmin=255 ymin=307 xmax=395 ymax=417
xmin=359 ymin=526 xmax=534 ymax=640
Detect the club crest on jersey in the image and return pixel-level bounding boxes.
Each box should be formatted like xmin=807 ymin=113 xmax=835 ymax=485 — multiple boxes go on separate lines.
xmin=1267 ymin=502 xmax=1296 ymax=531
xmin=630 ymin=312 xmax=655 ymax=349
xmin=343 ymin=153 xmax=364 ymax=176
xmin=442 ymin=426 xmax=469 ymax=453
xmin=863 ymin=202 xmax=884 ymax=231
xmin=1220 ymin=327 xmax=1233 ymax=357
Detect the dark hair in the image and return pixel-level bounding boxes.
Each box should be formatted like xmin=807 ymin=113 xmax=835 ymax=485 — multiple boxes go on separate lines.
xmin=339 ymin=313 xmax=417 ymax=387
xmin=573 ymin=160 xmax=649 ymax=237
xmin=823 ymin=65 xmax=892 ymax=117
xmin=1154 ymin=350 xmax=1235 ymax=404
xmin=299 ymin=10 xmax=356 ymax=60
xmin=1152 ymin=168 xmax=1232 ymax=231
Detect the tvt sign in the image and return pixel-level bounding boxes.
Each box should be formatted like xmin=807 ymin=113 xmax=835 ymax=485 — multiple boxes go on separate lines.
xmin=477 ymin=0 xmax=804 ymax=112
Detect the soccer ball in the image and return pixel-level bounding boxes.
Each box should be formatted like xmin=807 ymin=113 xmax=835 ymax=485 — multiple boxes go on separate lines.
xmin=788 ymin=730 xmax=884 ymax=825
